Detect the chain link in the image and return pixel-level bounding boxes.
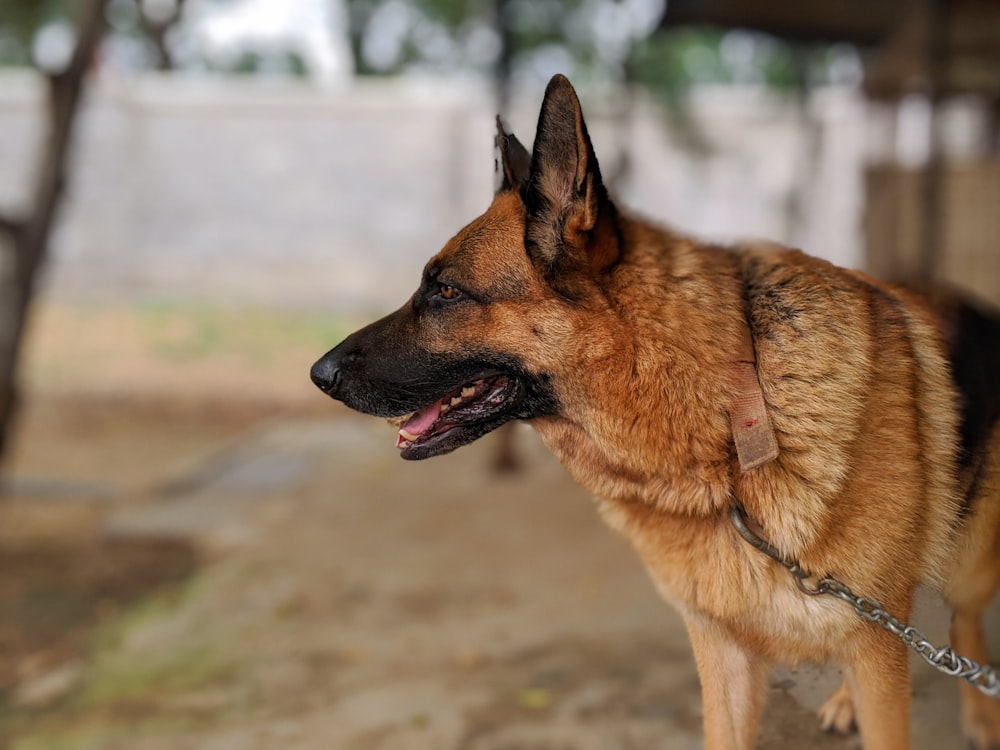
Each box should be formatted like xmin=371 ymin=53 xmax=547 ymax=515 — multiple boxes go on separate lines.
xmin=729 ymin=505 xmax=1000 ymax=700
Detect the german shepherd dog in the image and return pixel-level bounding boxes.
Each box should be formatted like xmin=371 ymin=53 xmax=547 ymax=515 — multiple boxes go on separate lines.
xmin=311 ymin=75 xmax=1000 ymax=749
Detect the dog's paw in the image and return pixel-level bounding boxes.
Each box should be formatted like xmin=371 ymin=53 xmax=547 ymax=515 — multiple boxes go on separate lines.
xmin=818 ymin=681 xmax=857 ymax=735
xmin=962 ymin=701 xmax=1000 ymax=750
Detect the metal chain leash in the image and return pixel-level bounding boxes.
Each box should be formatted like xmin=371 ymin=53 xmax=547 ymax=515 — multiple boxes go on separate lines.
xmin=729 ymin=505 xmax=1000 ymax=700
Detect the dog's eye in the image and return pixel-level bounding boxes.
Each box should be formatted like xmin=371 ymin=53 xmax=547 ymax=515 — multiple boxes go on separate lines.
xmin=438 ymin=284 xmax=461 ymax=301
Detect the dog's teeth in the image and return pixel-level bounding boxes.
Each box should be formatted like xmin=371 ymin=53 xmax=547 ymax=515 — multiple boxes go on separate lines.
xmin=451 ymin=396 xmax=463 ymax=406
xmin=399 ymin=429 xmax=418 ymax=441
xmin=474 ymin=379 xmax=484 ymax=386
xmin=461 ymin=387 xmax=475 ymax=398
xmin=441 ymin=403 xmax=450 ymax=413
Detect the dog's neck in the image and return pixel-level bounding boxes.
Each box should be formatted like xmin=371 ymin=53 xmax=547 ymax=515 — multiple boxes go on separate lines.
xmin=531 ymin=223 xmax=752 ymax=518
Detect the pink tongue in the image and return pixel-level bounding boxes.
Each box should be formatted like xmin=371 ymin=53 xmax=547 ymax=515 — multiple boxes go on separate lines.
xmin=401 ymin=400 xmax=442 ymax=436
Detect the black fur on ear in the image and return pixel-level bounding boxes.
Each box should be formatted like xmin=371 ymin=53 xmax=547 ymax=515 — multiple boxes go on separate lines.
xmin=523 ymin=74 xmax=618 ymax=283
xmin=494 ymin=116 xmax=531 ymax=194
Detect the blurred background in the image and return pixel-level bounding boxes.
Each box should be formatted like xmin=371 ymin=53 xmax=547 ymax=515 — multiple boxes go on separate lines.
xmin=0 ymin=1 xmax=998 ymax=748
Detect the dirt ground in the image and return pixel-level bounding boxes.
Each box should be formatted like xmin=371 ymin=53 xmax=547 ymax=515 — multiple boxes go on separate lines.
xmin=0 ymin=301 xmax=996 ymax=749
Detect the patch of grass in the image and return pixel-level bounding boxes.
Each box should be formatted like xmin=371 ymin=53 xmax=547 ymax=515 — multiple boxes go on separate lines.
xmin=136 ymin=302 xmax=350 ymax=365
xmin=77 ymin=561 xmax=253 ymax=708
xmin=0 ymin=564 xmax=251 ymax=748
xmin=87 ymin=581 xmax=191 ymax=654
xmin=21 ymin=300 xmax=361 ymax=398
xmin=9 ymin=716 xmax=200 ymax=750
xmin=76 ymin=640 xmax=230 ymax=710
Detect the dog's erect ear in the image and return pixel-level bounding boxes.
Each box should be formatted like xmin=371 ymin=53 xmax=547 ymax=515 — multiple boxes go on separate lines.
xmin=523 ymin=74 xmax=618 ymax=281
xmin=495 ymin=116 xmax=531 ymax=194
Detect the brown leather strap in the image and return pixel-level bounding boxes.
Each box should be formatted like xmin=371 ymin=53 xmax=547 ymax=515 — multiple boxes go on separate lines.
xmin=730 ymin=319 xmax=779 ymax=471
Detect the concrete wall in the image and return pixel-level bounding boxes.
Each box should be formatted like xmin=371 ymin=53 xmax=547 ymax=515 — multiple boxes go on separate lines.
xmin=0 ymin=72 xmax=866 ymax=313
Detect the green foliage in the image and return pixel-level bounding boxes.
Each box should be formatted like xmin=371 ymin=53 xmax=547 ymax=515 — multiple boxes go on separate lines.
xmin=230 ymin=49 xmax=308 ymax=77
xmin=347 ymin=0 xmax=595 ymax=78
xmin=0 ymin=0 xmax=71 ymax=66
xmin=343 ymin=0 xmax=848 ymax=97
xmin=630 ymin=28 xmax=715 ymax=91
xmin=130 ymin=301 xmax=349 ymax=368
xmin=0 ymin=0 xmax=855 ymax=93
xmin=628 ymin=27 xmax=819 ymax=91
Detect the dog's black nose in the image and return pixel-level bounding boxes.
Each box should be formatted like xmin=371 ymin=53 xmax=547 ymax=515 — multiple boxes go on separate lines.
xmin=310 ymin=355 xmax=342 ymax=394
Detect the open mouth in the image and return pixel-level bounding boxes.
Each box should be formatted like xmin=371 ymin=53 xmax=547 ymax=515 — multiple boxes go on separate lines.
xmin=389 ymin=373 xmax=521 ymax=459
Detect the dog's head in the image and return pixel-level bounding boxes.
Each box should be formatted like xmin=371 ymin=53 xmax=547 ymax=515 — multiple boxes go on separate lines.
xmin=311 ymin=74 xmax=622 ymax=459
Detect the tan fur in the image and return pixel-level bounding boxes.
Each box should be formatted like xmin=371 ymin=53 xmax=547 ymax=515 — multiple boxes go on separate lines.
xmin=316 ymin=75 xmax=1000 ymax=749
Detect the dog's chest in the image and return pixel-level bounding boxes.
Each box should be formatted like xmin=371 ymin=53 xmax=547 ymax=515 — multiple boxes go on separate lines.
xmin=597 ymin=497 xmax=853 ymax=663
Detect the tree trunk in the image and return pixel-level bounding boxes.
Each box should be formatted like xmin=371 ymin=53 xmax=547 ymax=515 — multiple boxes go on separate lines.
xmin=493 ymin=0 xmax=514 ymax=115
xmin=0 ymin=0 xmax=106 ymax=473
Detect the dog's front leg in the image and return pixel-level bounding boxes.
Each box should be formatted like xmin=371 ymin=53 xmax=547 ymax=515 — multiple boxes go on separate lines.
xmin=844 ymin=628 xmax=911 ymax=749
xmin=684 ymin=616 xmax=769 ymax=750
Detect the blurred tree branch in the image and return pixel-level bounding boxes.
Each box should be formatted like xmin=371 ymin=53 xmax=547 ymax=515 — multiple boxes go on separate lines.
xmin=0 ymin=0 xmax=107 ymax=474
xmin=139 ymin=0 xmax=187 ymax=71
